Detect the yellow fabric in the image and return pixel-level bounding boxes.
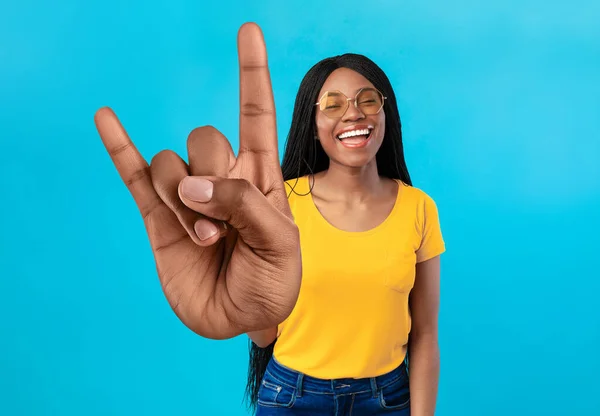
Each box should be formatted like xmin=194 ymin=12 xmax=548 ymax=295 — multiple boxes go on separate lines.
xmin=273 ymin=175 xmax=445 ymax=379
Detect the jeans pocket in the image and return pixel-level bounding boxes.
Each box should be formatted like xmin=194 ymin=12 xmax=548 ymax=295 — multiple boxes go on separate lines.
xmin=378 ymin=376 xmax=410 ymax=410
xmin=257 ymin=371 xmax=296 ymax=408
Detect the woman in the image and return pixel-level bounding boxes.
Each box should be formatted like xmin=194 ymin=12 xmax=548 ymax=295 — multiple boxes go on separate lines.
xmin=246 ymin=54 xmax=445 ymax=415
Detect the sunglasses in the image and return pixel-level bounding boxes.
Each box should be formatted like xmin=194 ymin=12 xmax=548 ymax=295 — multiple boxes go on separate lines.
xmin=314 ymin=87 xmax=387 ymax=119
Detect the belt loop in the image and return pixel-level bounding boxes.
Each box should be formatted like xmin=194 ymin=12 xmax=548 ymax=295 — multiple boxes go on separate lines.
xmin=296 ymin=372 xmax=304 ymax=397
xmin=370 ymin=377 xmax=378 ymax=398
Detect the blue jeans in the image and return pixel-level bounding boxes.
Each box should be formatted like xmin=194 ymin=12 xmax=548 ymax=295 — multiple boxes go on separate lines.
xmin=255 ymin=358 xmax=410 ymax=415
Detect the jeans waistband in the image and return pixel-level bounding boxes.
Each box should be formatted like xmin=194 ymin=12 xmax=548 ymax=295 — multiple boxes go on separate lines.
xmin=265 ymin=357 xmax=408 ymax=398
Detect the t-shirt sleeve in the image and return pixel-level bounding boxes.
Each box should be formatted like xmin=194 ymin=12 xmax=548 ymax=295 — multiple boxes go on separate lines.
xmin=415 ymin=193 xmax=446 ymax=263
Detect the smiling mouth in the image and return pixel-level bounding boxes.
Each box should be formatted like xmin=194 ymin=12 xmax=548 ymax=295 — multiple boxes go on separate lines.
xmin=336 ymin=127 xmax=373 ymax=148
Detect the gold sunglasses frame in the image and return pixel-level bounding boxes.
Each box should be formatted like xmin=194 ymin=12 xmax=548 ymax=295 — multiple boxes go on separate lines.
xmin=314 ymin=87 xmax=387 ymax=118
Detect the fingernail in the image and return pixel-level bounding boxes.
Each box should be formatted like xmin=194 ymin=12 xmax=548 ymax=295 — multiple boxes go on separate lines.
xmin=182 ymin=177 xmax=213 ymax=202
xmin=194 ymin=221 xmax=218 ymax=241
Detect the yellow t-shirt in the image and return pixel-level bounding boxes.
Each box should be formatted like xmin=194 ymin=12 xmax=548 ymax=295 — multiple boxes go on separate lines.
xmin=273 ymin=175 xmax=445 ymax=379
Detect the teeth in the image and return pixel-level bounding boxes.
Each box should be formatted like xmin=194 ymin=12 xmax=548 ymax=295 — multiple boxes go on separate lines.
xmin=338 ymin=128 xmax=371 ymax=139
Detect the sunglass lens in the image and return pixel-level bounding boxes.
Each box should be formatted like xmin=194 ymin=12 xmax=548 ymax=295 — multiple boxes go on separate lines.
xmin=319 ymin=92 xmax=347 ymax=118
xmin=357 ymin=89 xmax=384 ymax=114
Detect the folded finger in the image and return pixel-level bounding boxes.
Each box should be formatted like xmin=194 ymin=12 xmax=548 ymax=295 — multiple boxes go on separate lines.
xmin=178 ymin=176 xmax=295 ymax=250
xmin=150 ymin=149 xmax=229 ymax=246
xmin=187 ymin=125 xmax=236 ymax=176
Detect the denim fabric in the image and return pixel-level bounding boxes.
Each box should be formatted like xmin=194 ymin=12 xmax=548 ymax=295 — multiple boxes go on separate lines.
xmin=255 ymin=358 xmax=410 ymax=415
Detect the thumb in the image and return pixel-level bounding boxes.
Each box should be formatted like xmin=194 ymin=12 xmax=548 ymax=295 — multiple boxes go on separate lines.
xmin=178 ymin=176 xmax=295 ymax=249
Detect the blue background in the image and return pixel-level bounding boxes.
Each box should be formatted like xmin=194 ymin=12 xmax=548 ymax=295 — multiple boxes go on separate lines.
xmin=1 ymin=0 xmax=599 ymax=415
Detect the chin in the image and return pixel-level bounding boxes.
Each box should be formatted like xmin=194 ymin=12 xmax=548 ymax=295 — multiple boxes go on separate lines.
xmin=336 ymin=155 xmax=377 ymax=169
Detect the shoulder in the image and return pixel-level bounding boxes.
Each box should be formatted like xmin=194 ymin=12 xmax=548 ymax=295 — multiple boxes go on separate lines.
xmin=396 ymin=182 xmax=442 ymax=233
xmin=284 ymin=176 xmax=311 ymax=199
xmin=398 ymin=181 xmax=439 ymax=208
xmin=283 ymin=176 xmax=312 ymax=216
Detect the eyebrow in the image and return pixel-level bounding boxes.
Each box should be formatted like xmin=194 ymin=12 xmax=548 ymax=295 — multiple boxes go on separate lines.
xmin=323 ymin=86 xmax=373 ymax=95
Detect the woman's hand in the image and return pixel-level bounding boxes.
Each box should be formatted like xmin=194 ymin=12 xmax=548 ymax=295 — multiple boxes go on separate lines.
xmin=94 ymin=23 xmax=301 ymax=340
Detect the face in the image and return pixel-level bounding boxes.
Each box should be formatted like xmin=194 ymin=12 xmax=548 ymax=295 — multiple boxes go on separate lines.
xmin=314 ymin=68 xmax=386 ymax=169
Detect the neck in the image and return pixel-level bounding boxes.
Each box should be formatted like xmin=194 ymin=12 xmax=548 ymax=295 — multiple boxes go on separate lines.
xmin=316 ymin=161 xmax=384 ymax=202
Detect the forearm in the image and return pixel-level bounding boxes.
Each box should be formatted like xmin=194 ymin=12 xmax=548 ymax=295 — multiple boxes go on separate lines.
xmin=408 ymin=333 xmax=440 ymax=416
xmin=247 ymin=327 xmax=277 ymax=348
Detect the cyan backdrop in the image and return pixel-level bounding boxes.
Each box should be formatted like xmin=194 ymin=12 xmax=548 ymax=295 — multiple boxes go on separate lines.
xmin=1 ymin=0 xmax=599 ymax=415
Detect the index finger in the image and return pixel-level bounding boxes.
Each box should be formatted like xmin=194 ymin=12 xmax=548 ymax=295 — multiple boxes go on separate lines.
xmin=237 ymin=23 xmax=280 ymax=166
xmin=94 ymin=107 xmax=162 ymax=219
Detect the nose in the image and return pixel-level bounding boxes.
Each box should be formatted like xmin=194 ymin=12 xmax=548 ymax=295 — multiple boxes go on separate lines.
xmin=342 ymin=100 xmax=365 ymax=122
